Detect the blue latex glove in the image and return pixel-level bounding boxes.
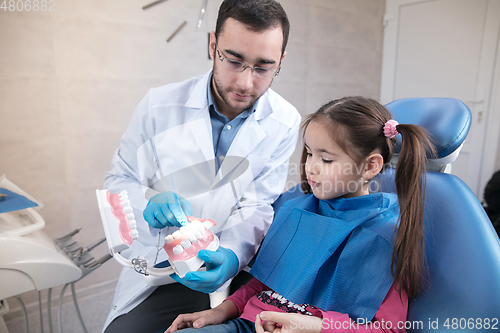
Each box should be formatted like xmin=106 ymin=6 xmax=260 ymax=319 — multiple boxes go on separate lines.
xmin=170 ymin=246 xmax=239 ymax=293
xmin=143 ymin=192 xmax=192 ymax=228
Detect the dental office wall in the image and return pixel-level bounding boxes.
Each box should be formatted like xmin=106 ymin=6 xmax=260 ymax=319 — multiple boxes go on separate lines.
xmin=0 ymin=0 xmax=385 ymax=330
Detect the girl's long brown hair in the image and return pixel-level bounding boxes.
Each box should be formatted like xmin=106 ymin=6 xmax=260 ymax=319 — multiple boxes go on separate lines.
xmin=300 ymin=96 xmax=435 ymax=299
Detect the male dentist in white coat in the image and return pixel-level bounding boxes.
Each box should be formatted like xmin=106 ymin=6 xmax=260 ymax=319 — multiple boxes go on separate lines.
xmin=102 ymin=0 xmax=301 ymax=332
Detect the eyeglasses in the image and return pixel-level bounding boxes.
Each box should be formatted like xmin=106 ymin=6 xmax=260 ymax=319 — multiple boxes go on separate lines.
xmin=216 ymin=44 xmax=280 ymax=79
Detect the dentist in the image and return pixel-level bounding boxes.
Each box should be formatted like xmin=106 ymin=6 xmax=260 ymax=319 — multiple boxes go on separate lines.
xmin=102 ymin=0 xmax=300 ymax=332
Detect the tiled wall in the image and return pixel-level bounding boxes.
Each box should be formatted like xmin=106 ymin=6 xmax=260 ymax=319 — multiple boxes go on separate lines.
xmin=0 ymin=0 xmax=385 ymax=313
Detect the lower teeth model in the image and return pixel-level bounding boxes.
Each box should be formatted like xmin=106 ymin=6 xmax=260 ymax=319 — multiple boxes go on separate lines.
xmin=163 ymin=216 xmax=219 ymax=278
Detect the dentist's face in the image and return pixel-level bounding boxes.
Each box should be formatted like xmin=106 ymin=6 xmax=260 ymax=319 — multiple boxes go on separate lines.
xmin=209 ymin=18 xmax=285 ymax=120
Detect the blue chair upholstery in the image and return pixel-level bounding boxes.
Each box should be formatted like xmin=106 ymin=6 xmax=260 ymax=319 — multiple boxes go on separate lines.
xmin=376 ymin=169 xmax=500 ymax=332
xmin=272 ymin=98 xmax=500 ymax=332
xmin=385 ymin=98 xmax=471 ymax=159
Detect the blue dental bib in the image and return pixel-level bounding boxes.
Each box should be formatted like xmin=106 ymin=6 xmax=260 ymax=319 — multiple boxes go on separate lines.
xmin=250 ymin=193 xmax=399 ymax=321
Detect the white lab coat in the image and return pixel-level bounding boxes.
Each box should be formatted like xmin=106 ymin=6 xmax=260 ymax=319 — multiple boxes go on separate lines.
xmin=102 ymin=70 xmax=301 ymax=330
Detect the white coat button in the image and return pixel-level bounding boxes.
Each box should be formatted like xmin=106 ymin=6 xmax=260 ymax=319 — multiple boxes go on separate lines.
xmin=113 ymin=306 xmax=117 ymax=310
xmin=219 ymin=155 xmax=225 ymax=161
xmin=226 ymin=125 xmax=231 ymax=130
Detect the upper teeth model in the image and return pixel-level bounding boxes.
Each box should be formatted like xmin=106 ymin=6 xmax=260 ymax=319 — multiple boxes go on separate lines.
xmin=163 ymin=216 xmax=219 ymax=278
xmin=96 ymin=189 xmax=139 ymax=254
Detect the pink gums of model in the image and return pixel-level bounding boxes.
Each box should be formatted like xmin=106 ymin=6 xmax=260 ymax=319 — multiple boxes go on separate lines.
xmin=96 ymin=189 xmax=138 ymax=256
xmin=106 ymin=191 xmax=136 ymax=246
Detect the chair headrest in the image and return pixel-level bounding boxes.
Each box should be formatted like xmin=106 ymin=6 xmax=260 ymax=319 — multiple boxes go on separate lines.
xmin=385 ymin=98 xmax=471 ymax=159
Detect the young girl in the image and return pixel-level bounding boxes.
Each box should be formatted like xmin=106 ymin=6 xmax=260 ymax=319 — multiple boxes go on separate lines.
xmin=166 ymin=96 xmax=434 ymax=333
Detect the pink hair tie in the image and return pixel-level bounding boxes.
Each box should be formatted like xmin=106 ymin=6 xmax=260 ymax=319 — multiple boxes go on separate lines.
xmin=384 ymin=119 xmax=399 ymax=138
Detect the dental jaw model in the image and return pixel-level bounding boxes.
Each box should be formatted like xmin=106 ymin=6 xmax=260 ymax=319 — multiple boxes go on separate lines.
xmin=96 ymin=189 xmax=219 ymax=285
xmin=163 ymin=216 xmax=219 ymax=278
xmin=96 ymin=190 xmax=140 ymax=268
xmin=97 ymin=190 xmax=138 ymax=254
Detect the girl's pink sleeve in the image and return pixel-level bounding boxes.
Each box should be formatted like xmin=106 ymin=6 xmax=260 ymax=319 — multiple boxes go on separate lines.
xmin=320 ymin=282 xmax=408 ymax=332
xmin=224 ymin=278 xmax=268 ymax=315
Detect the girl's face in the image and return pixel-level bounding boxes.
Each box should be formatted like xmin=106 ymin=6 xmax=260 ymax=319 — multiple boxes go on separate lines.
xmin=304 ymin=120 xmax=369 ymax=200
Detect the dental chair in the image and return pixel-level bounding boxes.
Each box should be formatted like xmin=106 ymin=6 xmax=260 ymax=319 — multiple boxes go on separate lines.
xmin=272 ymin=98 xmax=500 ymax=332
xmin=0 ymin=175 xmax=111 ymax=333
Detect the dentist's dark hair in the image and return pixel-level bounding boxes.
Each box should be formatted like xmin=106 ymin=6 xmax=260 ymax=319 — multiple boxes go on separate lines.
xmin=215 ymin=0 xmax=290 ymax=55
xmin=299 ymin=96 xmax=435 ymax=300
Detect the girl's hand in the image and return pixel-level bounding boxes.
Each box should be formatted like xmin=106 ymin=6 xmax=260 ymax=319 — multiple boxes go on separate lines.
xmin=255 ymin=312 xmax=323 ymax=333
xmin=165 ymin=309 xmax=214 ymax=332
xmin=165 ymin=300 xmax=239 ymax=333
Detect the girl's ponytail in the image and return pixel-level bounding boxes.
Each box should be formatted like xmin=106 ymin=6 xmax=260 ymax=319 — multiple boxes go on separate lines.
xmin=391 ymin=123 xmax=435 ymax=299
